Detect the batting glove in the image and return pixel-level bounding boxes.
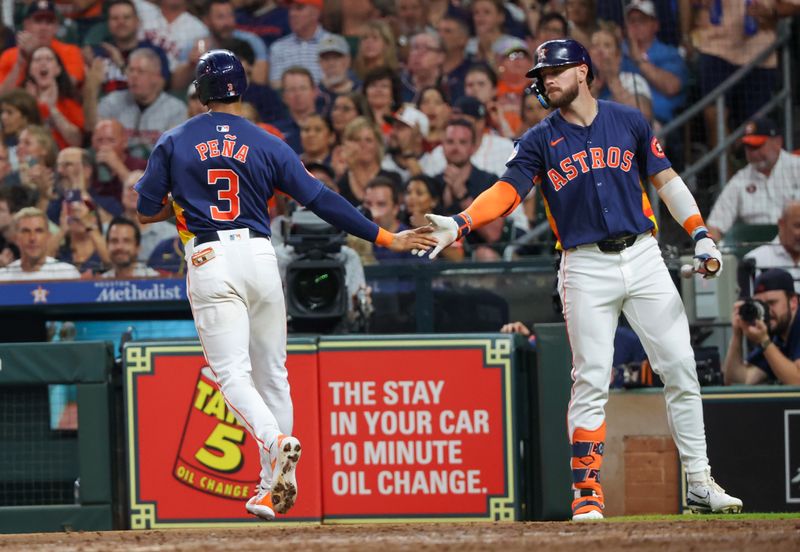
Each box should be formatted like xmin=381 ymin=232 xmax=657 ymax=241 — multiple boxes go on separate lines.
xmin=423 ymin=214 xmax=459 ymax=260
xmin=693 ymin=237 xmax=723 ymax=279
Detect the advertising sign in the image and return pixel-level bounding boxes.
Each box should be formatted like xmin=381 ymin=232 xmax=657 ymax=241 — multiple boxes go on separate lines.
xmin=124 ymin=341 xmax=321 ymax=528
xmin=318 ymin=336 xmax=519 ymax=522
xmin=680 ymin=390 xmax=800 ymax=513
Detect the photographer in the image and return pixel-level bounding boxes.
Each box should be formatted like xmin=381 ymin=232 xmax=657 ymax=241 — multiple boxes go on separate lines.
xmin=723 ymin=268 xmax=800 ymax=385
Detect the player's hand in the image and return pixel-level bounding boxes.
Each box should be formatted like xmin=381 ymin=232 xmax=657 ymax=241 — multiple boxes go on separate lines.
xmin=424 ymin=213 xmax=459 ymax=260
xmin=500 ymin=321 xmax=531 ymax=336
xmin=388 ymin=225 xmax=437 ymax=253
xmin=693 ymin=237 xmax=723 ymax=279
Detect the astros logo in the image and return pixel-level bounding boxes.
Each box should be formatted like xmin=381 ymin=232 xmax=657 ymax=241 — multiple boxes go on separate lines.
xmin=538 ymin=48 xmax=548 ymax=63
xmin=651 ymin=137 xmax=666 ymax=159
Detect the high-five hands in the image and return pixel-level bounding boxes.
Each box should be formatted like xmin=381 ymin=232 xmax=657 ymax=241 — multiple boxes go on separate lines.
xmin=413 ymin=214 xmax=458 ymax=260
xmin=388 ymin=225 xmax=438 ymax=253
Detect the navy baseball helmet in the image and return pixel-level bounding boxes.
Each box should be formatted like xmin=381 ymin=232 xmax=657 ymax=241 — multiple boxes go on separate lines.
xmin=526 ymin=39 xmax=593 ymax=81
xmin=193 ymin=49 xmax=248 ymax=105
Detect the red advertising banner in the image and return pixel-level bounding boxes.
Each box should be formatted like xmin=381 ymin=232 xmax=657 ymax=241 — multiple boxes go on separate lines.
xmin=318 ymin=336 xmax=518 ymax=522
xmin=124 ymin=341 xmax=321 ymax=528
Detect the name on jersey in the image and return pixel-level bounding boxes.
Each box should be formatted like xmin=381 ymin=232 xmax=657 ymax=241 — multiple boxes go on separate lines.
xmin=194 ymin=134 xmax=250 ymax=163
xmin=548 ymin=147 xmax=634 ymax=191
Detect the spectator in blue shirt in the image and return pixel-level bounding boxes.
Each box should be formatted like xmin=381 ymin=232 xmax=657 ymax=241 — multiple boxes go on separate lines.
xmin=620 ymin=0 xmax=687 ymax=126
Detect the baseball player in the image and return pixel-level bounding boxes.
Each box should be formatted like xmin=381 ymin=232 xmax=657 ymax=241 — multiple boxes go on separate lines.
xmin=424 ymin=39 xmax=742 ymax=520
xmin=135 ymin=50 xmax=437 ymax=520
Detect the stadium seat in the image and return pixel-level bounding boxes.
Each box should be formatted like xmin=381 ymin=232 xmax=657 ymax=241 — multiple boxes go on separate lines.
xmin=719 ymin=223 xmax=778 ymax=257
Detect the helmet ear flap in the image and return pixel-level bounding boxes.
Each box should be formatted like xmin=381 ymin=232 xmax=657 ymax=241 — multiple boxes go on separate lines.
xmin=531 ymin=77 xmax=550 ymax=109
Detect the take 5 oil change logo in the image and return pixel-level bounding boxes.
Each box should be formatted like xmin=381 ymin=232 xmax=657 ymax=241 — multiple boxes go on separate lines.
xmin=173 ymin=367 xmax=257 ymax=500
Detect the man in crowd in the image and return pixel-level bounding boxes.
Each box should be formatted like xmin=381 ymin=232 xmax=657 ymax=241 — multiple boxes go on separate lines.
xmin=362 ymin=177 xmax=414 ymax=262
xmin=621 ymin=1 xmax=687 ymax=127
xmin=274 ymin=66 xmax=319 ymax=154
xmin=199 ymin=0 xmax=269 ymax=85
xmin=707 ymin=118 xmax=800 ymax=240
xmin=101 ymin=217 xmax=159 ymax=278
xmin=401 ymin=30 xmax=446 ymax=102
xmin=269 ymin=0 xmax=329 ymax=88
xmin=723 ymin=268 xmax=800 ymax=385
xmin=382 ymin=104 xmax=430 ymax=182
xmin=743 ymin=201 xmax=800 ymax=289
xmin=317 ymin=33 xmax=358 ymax=112
xmin=84 ymin=0 xmax=171 ymax=96
xmin=437 ymin=15 xmax=473 ymax=103
xmin=89 ymin=119 xmax=148 ymax=205
xmin=0 ymin=207 xmax=80 ymax=281
xmin=89 ymin=48 xmax=187 ymax=158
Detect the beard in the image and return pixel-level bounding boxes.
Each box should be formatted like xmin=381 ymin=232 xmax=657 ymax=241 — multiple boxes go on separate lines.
xmin=547 ymin=80 xmax=580 ymax=109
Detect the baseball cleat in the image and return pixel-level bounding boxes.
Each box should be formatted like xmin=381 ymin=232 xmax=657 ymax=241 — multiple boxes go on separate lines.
xmin=246 ymin=487 xmax=276 ymax=521
xmin=687 ymin=471 xmax=743 ymax=514
xmin=572 ymin=509 xmax=604 ymax=521
xmin=270 ymin=434 xmax=302 ymax=514
xmin=571 ymin=488 xmax=604 ymax=521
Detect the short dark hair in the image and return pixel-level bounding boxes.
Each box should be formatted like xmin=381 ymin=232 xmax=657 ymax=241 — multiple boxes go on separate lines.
xmin=221 ymin=37 xmax=255 ymax=66
xmin=107 ymin=0 xmax=137 ymax=15
xmin=106 ymin=216 xmax=141 ymax=246
xmin=281 ymin=66 xmax=315 ymax=89
xmin=466 ymin=62 xmax=498 ymax=88
xmin=0 ymin=89 xmax=42 ymax=127
xmin=203 ymin=0 xmax=231 ymax=17
xmin=366 ymin=175 xmax=400 ymax=207
xmin=538 ymin=12 xmax=568 ymax=36
xmin=362 ymin=66 xmax=401 ymax=113
xmin=445 ymin=117 xmax=477 ymax=142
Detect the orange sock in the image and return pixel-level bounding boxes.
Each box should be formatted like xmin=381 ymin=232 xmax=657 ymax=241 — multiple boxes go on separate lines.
xmin=571 ymin=423 xmax=606 ymax=515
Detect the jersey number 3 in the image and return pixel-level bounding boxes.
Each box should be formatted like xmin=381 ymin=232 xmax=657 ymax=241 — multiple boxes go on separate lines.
xmin=208 ymin=169 xmax=240 ymax=221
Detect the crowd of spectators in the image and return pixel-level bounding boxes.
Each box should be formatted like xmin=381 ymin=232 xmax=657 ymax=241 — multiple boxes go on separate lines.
xmin=0 ymin=0 xmax=797 ymax=286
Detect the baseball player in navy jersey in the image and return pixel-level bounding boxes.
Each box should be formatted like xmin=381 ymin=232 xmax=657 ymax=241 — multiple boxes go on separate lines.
xmin=424 ymin=39 xmax=742 ymax=520
xmin=135 ymin=49 xmax=437 ymax=520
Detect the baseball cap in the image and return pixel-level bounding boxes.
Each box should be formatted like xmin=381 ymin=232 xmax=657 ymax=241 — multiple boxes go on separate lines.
xmin=625 ymin=0 xmax=657 ymax=18
xmin=384 ymin=104 xmax=430 ymax=137
xmin=287 ymin=0 xmax=323 ymax=9
xmin=452 ymin=96 xmax=487 ymax=120
xmin=26 ymin=0 xmax=57 ymax=19
xmin=754 ymin=268 xmax=795 ymax=295
xmin=319 ymin=34 xmax=350 ymax=56
xmin=741 ymin=118 xmax=779 ymax=147
xmin=495 ymin=36 xmax=530 ymax=58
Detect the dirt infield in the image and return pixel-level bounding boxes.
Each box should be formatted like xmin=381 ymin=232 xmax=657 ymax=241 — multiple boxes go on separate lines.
xmin=1 ymin=519 xmax=799 ymax=552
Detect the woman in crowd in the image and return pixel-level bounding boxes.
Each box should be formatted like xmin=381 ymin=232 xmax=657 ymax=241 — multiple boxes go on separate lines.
xmin=416 ymin=86 xmax=451 ymax=152
xmin=300 ymin=113 xmax=336 ymax=167
xmin=464 ymin=63 xmax=518 ymax=138
xmin=15 ymin=125 xmax=57 ymax=212
xmin=468 ymin=0 xmax=516 ymax=67
xmin=330 ymin=92 xmax=369 ymax=141
xmin=23 ymin=46 xmax=84 ymax=149
xmin=403 ymin=174 xmax=463 ymax=262
xmin=353 ymin=21 xmax=400 ymax=81
xmin=362 ymin=66 xmax=401 ymax=138
xmin=0 ymin=89 xmax=41 ymax=172
xmin=589 ymin=22 xmax=653 ymax=121
xmin=336 ymin=117 xmax=400 ymax=207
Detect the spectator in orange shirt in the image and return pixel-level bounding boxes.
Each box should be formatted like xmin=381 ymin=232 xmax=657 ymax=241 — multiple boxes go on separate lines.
xmin=24 ymin=46 xmax=84 ymax=149
xmin=0 ymin=1 xmax=85 ymax=93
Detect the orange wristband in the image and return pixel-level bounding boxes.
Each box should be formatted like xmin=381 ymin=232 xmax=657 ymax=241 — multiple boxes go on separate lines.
xmin=375 ymin=227 xmax=394 ymax=247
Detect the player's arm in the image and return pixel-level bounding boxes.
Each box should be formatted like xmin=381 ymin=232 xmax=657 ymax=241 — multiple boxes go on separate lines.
xmin=137 ymin=197 xmax=174 ymax=224
xmin=651 ymin=167 xmax=722 ymax=278
xmin=135 ymin=135 xmax=174 ymax=224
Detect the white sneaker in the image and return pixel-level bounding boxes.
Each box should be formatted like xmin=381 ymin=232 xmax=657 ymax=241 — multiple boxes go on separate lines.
xmin=245 ymin=486 xmax=276 ymax=520
xmin=270 ymin=434 xmax=302 ymax=514
xmin=687 ymin=471 xmax=743 ymax=514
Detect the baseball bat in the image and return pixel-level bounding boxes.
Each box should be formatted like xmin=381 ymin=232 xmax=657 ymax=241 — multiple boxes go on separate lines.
xmin=680 ymin=257 xmax=721 ymax=279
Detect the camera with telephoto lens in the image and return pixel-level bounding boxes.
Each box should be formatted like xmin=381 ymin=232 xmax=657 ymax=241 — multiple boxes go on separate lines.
xmin=739 ymin=298 xmax=770 ymax=327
